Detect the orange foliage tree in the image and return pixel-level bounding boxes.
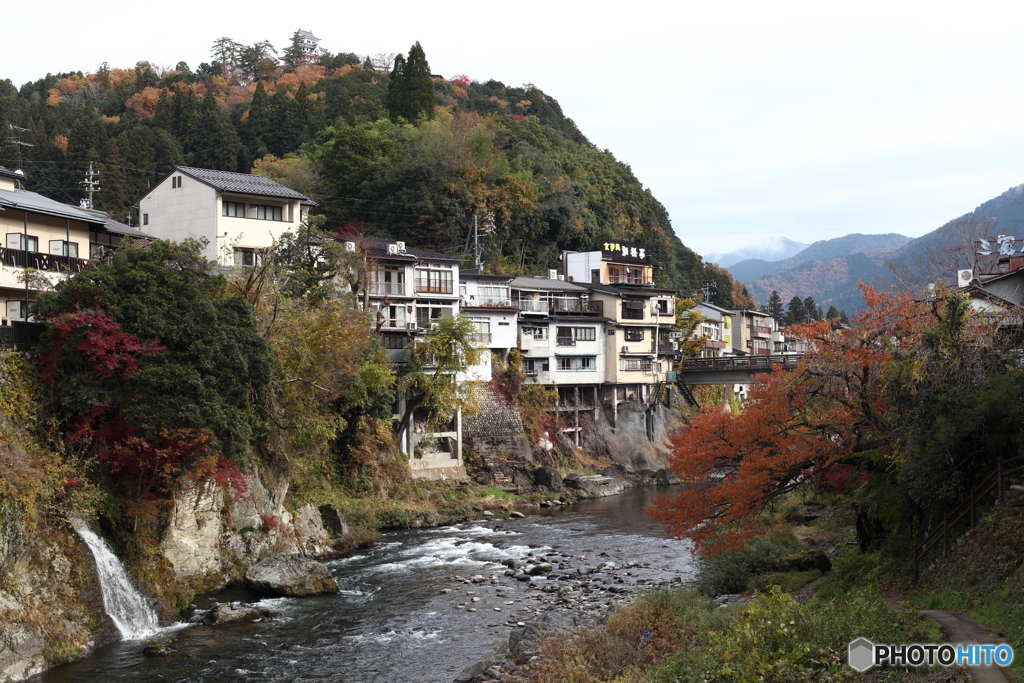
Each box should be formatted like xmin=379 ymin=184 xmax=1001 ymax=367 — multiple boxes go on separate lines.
xmin=648 ymin=285 xmax=937 ymax=554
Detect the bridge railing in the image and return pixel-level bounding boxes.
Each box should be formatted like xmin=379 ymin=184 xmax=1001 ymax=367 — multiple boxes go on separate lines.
xmin=679 ymin=354 xmax=801 ymax=372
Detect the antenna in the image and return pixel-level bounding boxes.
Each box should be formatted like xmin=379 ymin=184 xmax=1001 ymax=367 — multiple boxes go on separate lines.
xmin=700 ymin=280 xmax=718 ymax=302
xmin=79 ymin=161 xmax=100 ymax=210
xmin=4 ymin=124 xmax=34 ymax=186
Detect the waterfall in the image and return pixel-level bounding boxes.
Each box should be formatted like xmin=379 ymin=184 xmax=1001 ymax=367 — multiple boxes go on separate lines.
xmin=71 ymin=518 xmax=159 ymax=640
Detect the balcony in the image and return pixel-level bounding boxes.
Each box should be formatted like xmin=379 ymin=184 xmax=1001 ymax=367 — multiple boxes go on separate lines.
xmin=703 ymin=339 xmax=726 ymax=349
xmin=657 ymin=344 xmax=678 ymax=355
xmin=470 ymin=332 xmax=492 ymax=344
xmin=750 ymin=325 xmax=772 ymax=338
xmin=466 ymin=297 xmax=512 ymax=307
xmin=551 ymin=299 xmax=604 ymax=315
xmin=556 ymin=337 xmax=576 ymax=347
xmin=755 ymin=348 xmax=771 ymax=356
xmin=516 ymin=300 xmax=550 ymax=314
xmin=0 ymin=248 xmax=88 ymax=275
xmin=371 ymin=282 xmax=407 ymax=296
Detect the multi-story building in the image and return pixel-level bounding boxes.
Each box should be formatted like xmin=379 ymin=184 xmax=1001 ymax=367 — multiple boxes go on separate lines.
xmin=688 ymin=302 xmax=730 ymax=357
xmin=458 ymin=269 xmax=518 ymax=381
xmin=134 ymin=166 xmax=315 ymax=266
xmin=562 ymin=241 xmax=678 ymax=413
xmin=512 ymin=274 xmax=608 ymax=444
xmin=344 ymin=237 xmax=466 ymax=479
xmin=727 ymin=309 xmax=779 ymax=356
xmin=0 ymin=166 xmax=149 ymax=343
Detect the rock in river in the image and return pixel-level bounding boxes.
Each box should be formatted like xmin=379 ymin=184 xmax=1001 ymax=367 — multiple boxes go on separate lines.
xmin=245 ymin=553 xmax=338 ymax=597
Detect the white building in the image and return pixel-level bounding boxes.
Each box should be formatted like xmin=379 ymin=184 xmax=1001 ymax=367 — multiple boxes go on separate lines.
xmin=134 ymin=166 xmax=315 ymax=265
xmin=459 ymin=269 xmax=518 ymax=382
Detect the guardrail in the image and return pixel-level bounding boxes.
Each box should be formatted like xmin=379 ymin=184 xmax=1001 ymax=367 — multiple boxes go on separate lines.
xmin=679 ymin=354 xmax=801 ymax=372
xmin=913 ymin=456 xmax=1024 ymax=582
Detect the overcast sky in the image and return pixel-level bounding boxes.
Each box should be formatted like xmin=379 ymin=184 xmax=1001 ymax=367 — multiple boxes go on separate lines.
xmin=7 ymin=0 xmax=1024 ymax=258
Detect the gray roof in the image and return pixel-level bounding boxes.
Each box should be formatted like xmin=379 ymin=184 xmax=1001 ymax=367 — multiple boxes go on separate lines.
xmin=137 ymin=166 xmax=315 ymax=205
xmin=0 ymin=166 xmax=22 ymax=180
xmin=78 ymin=208 xmax=152 ymax=239
xmin=0 ymin=188 xmax=105 ymax=225
xmin=510 ymin=276 xmax=587 ymax=293
xmin=296 ymin=29 xmax=320 ymax=40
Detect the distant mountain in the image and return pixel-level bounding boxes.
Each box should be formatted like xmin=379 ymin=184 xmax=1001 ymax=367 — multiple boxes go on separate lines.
xmin=705 ymin=236 xmax=809 ymax=268
xmin=735 ymin=233 xmax=911 ymax=313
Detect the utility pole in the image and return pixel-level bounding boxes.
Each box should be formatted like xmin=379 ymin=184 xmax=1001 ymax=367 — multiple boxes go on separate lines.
xmin=700 ymin=280 xmax=718 ymax=303
xmin=472 ymin=212 xmax=495 ymax=271
xmin=79 ymin=161 xmax=100 ymax=210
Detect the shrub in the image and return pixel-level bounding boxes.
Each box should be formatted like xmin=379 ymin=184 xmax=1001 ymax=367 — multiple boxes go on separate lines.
xmin=695 ymin=530 xmax=802 ymax=597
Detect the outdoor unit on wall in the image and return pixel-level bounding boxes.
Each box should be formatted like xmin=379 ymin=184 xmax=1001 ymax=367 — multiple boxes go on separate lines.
xmin=548 ymin=269 xmax=558 ymax=279
xmin=396 ymin=241 xmax=406 ymax=252
xmin=407 ymin=322 xmax=417 ymax=330
xmin=344 ymin=241 xmax=356 ymax=252
xmin=957 ymin=269 xmax=974 ymax=288
xmin=387 ymin=244 xmax=399 ymax=255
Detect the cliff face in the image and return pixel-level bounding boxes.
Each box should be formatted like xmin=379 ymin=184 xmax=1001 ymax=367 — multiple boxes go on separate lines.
xmin=157 ymin=466 xmax=339 ymax=598
xmin=0 ymin=500 xmax=107 ymax=682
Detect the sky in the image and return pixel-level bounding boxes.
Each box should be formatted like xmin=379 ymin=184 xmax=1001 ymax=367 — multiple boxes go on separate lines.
xmin=7 ymin=0 xmax=1024 ymax=258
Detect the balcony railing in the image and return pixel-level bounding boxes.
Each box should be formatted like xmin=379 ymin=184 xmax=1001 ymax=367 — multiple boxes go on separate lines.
xmin=372 ymin=282 xmax=407 ymax=296
xmin=470 ymin=332 xmax=492 ymax=344
xmin=750 ymin=325 xmax=772 ymax=337
xmin=551 ymin=299 xmax=604 ymax=315
xmin=466 ymin=297 xmax=512 ymax=307
xmin=516 ymin=300 xmax=550 ymax=314
xmin=556 ymin=337 xmax=576 ymax=347
xmin=0 ymin=248 xmax=88 ymax=274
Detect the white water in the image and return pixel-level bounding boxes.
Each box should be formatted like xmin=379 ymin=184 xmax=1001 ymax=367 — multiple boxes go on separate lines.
xmin=71 ymin=519 xmax=159 ymax=640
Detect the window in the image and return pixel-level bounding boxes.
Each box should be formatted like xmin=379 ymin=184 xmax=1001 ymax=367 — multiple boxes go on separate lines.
xmin=373 ymin=269 xmax=406 ymax=295
xmin=556 ymin=357 xmax=596 ymax=372
xmin=382 ymin=335 xmax=409 ymax=349
xmin=6 ymin=234 xmax=38 ymax=252
xmin=49 ymin=240 xmax=79 ymax=257
xmin=523 ymin=326 xmax=548 ymax=340
xmin=251 ymin=204 xmax=283 ymax=221
xmin=656 ymin=299 xmax=673 ymax=315
xmin=477 ymin=285 xmax=509 ymax=304
xmin=622 ymin=358 xmax=654 ymax=372
xmin=5 ymin=300 xmax=34 ymax=321
xmin=415 ymin=269 xmax=454 ymax=294
xmin=143 ymin=213 xmax=149 ymax=226
xmin=624 ymin=328 xmax=644 ymax=342
xmin=556 ymin=327 xmax=596 ymax=345
xmin=233 ymin=247 xmax=264 ymax=267
xmin=416 ymin=306 xmax=451 ymax=328
xmin=622 ymin=300 xmax=645 ymax=320
xmin=171 ymin=175 xmax=183 ymax=189
xmin=469 ymin=318 xmax=491 ymax=343
xmin=222 ymin=201 xmax=245 ymax=217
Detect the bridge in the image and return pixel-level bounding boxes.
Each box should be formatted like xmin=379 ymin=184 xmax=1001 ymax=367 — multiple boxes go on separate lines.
xmin=677 ymin=354 xmax=802 ymax=385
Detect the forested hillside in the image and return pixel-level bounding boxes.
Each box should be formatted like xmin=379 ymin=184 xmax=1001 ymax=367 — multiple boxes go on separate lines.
xmin=0 ymin=38 xmax=750 ymax=307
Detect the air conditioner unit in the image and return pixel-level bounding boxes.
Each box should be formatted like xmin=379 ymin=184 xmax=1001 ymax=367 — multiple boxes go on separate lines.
xmin=668 ymin=331 xmax=683 ymax=339
xmin=387 ymin=244 xmax=399 ymax=255
xmin=622 ymin=345 xmax=630 ymax=353
xmin=407 ymin=322 xmax=417 ymax=330
xmin=344 ymin=241 xmax=356 ymax=252
xmin=957 ymin=269 xmax=973 ymax=288
xmin=548 ymin=269 xmax=558 ymax=279
xmin=558 ymin=275 xmax=565 ymax=281
xmin=396 ymin=241 xmax=406 ymax=252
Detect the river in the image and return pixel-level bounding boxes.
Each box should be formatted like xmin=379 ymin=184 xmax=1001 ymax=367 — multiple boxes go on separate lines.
xmin=41 ymin=487 xmax=696 ymax=683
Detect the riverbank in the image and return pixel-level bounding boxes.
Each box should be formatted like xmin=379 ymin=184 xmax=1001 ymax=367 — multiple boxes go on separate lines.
xmin=37 ymin=487 xmax=692 ymax=683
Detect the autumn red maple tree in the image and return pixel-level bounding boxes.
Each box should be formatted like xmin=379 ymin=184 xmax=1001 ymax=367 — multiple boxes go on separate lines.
xmin=648 ymin=285 xmax=936 ymax=554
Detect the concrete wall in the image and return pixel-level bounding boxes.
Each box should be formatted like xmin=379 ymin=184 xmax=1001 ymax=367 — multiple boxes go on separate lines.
xmin=138 ymin=175 xmax=218 ymax=259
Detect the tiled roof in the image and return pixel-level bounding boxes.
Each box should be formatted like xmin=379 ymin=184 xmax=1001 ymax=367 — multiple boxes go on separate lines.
xmin=0 ymin=166 xmax=22 ymax=180
xmin=354 ymin=237 xmax=462 ymax=262
xmin=510 ymin=276 xmax=587 ymax=292
xmin=0 ymin=188 xmax=105 ymax=225
xmin=135 ymin=167 xmax=316 ymax=205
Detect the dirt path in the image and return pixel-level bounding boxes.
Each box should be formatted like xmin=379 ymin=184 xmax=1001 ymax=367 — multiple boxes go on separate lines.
xmin=919 ymin=610 xmax=1011 ymax=683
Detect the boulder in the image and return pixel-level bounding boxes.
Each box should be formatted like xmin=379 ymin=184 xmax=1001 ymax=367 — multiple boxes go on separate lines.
xmin=414 ymin=510 xmax=441 ymax=528
xmin=779 ymin=549 xmax=832 ymax=573
xmin=534 ymin=466 xmax=563 ymax=492
xmin=245 ymin=553 xmax=338 ymax=597
xmin=563 ymin=473 xmax=581 ymax=488
xmin=318 ymin=504 xmax=349 ymax=536
xmin=453 ymin=658 xmax=494 ymax=682
xmin=508 ymin=511 xmax=526 ymax=519
xmin=202 ymin=602 xmax=260 ymax=625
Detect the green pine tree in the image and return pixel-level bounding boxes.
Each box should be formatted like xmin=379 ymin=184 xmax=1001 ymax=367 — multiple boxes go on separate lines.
xmin=246 ymin=81 xmax=271 ymax=159
xmin=187 ymin=91 xmax=241 ymax=171
xmin=269 ymin=88 xmax=302 ymax=156
xmin=766 ymin=290 xmax=784 ymax=321
xmin=282 ymin=30 xmax=307 ymax=72
xmin=786 ymin=296 xmax=807 ymax=326
xmin=403 ymin=42 xmax=435 ymax=122
xmin=386 ymin=53 xmax=407 ymax=122
xmin=803 ymin=296 xmax=821 ymax=321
